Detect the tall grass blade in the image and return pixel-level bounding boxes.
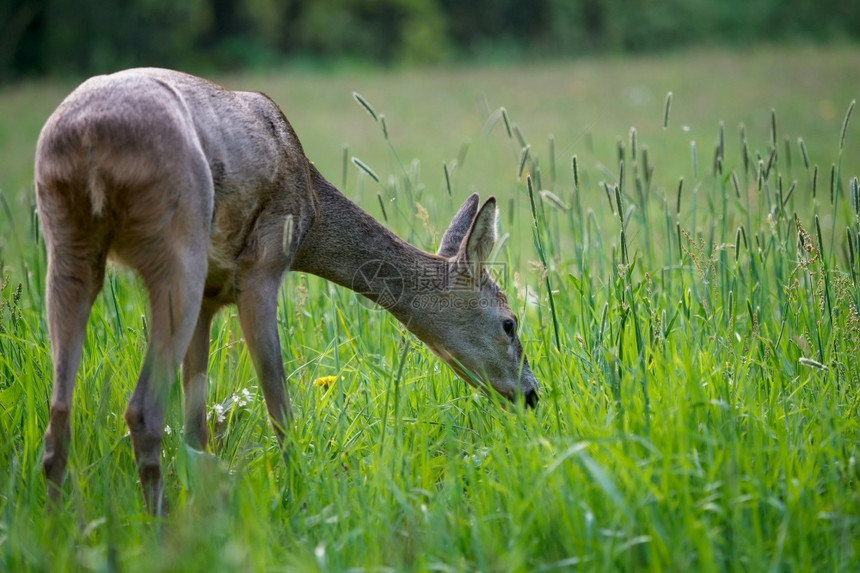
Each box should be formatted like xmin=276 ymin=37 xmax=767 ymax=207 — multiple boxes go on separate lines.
xmin=847 ymin=226 xmax=857 ymax=286
xmin=782 ymin=180 xmax=797 ymax=209
xmin=379 ymin=337 xmax=412 ymax=456
xmin=513 ymin=124 xmax=527 ymax=149
xmin=457 ymin=140 xmax=470 ymax=169
xmin=377 ymin=193 xmax=388 ymax=223
xmin=851 ymin=177 xmax=860 ymax=216
xmin=764 ymin=147 xmax=776 ymax=180
xmin=603 ymin=181 xmax=616 ymax=215
xmin=690 ymin=141 xmax=698 ymax=178
xmin=341 ymin=144 xmax=349 ymax=188
xmin=718 ymin=120 xmax=725 ymax=161
xmin=527 ymin=175 xmax=561 ymax=351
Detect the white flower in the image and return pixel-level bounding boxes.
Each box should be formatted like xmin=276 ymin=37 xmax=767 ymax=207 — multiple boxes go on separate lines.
xmin=213 ymin=403 xmax=226 ymax=423
xmin=164 ymin=425 xmax=172 ymax=435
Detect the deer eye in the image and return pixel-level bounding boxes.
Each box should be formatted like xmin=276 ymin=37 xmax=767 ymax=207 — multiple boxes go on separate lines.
xmin=502 ymin=318 xmax=516 ymax=337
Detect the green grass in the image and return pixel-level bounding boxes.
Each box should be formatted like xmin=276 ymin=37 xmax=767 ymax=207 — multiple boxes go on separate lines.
xmin=2 ymin=45 xmax=860 ymax=571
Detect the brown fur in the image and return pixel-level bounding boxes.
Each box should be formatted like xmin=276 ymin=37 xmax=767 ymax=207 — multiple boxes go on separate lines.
xmin=35 ymin=68 xmax=538 ymax=514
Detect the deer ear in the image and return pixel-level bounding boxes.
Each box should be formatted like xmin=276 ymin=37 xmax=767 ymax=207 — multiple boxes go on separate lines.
xmin=437 ymin=193 xmax=480 ymax=257
xmin=462 ymin=197 xmax=497 ymax=264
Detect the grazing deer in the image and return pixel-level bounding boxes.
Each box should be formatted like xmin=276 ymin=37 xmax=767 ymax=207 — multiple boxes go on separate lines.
xmin=35 ymin=68 xmax=539 ymax=514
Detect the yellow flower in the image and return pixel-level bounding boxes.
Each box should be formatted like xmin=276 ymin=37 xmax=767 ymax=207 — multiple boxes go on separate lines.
xmin=313 ymin=375 xmax=337 ymax=388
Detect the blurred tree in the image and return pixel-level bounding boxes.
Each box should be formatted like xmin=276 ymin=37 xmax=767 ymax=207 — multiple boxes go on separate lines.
xmin=545 ymin=0 xmax=606 ymax=54
xmin=440 ymin=0 xmax=549 ymax=58
xmin=40 ymin=0 xmax=210 ymax=72
xmin=0 ymin=0 xmax=46 ymax=81
xmin=398 ymin=0 xmax=451 ymax=64
xmin=298 ymin=0 xmax=449 ymax=63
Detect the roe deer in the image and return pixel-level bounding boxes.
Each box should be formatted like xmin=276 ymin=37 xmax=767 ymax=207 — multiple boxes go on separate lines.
xmin=35 ymin=68 xmax=539 ymax=514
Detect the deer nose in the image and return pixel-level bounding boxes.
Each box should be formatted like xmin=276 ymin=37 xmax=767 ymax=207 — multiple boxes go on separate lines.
xmin=524 ymin=388 xmax=538 ymax=409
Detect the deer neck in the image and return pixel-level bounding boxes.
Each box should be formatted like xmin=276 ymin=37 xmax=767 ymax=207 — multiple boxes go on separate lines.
xmin=291 ymin=167 xmax=446 ymax=333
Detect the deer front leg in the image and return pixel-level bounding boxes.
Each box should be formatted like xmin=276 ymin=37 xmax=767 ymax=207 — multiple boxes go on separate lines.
xmin=181 ymin=303 xmax=217 ymax=451
xmin=236 ymin=276 xmax=292 ymax=444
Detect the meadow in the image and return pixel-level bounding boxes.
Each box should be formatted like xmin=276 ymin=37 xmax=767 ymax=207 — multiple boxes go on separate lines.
xmin=1 ymin=45 xmax=859 ymax=571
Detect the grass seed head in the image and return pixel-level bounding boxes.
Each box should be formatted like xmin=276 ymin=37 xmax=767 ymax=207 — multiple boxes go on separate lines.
xmin=731 ymin=171 xmax=741 ymax=198
xmin=798 ymin=137 xmax=810 ymax=170
xmin=663 ymin=91 xmax=672 ymax=128
xmin=518 ymin=145 xmax=531 ymax=178
xmin=840 ymin=99 xmax=855 ymax=152
xmin=812 ymin=164 xmax=819 ymax=197
xmin=352 ymin=156 xmax=380 ymax=183
xmin=352 ymin=92 xmax=378 ymax=122
xmin=501 ymin=107 xmax=512 ymax=138
xmin=771 ymin=107 xmax=778 ymax=146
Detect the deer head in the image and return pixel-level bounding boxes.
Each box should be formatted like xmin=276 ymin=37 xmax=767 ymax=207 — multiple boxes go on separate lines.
xmin=404 ymin=194 xmax=540 ymax=407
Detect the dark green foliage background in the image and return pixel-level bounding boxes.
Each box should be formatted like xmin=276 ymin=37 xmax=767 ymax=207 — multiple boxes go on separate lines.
xmin=3 ymin=0 xmax=860 ymax=81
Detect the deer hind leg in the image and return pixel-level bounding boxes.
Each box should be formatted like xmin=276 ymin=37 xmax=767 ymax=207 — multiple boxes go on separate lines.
xmin=122 ymin=224 xmax=209 ymax=515
xmin=42 ymin=243 xmax=106 ymax=509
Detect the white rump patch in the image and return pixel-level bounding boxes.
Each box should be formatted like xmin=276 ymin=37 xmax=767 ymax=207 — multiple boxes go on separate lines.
xmin=88 ymin=166 xmax=106 ymax=217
